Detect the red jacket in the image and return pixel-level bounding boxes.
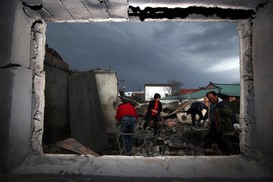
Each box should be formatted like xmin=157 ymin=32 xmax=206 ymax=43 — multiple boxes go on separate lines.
xmin=115 ymin=103 xmax=138 ymax=121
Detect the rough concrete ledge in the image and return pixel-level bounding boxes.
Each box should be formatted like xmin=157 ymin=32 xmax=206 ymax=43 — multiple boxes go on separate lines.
xmin=5 ymin=154 xmax=273 ymax=181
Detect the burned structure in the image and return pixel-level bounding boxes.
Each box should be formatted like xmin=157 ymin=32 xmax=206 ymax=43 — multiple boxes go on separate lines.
xmin=0 ymin=0 xmax=273 ymax=181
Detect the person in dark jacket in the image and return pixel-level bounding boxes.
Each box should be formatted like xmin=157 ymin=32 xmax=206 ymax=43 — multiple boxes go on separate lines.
xmin=115 ymin=98 xmax=138 ymax=154
xmin=203 ymin=91 xmax=240 ymax=154
xmin=187 ymin=101 xmax=208 ymax=128
xmin=143 ymin=93 xmax=162 ymax=136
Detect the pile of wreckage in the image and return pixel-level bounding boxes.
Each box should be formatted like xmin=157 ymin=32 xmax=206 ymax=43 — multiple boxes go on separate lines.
xmin=108 ymin=99 xmax=241 ymax=157
xmin=43 ymin=98 xmax=240 ymax=157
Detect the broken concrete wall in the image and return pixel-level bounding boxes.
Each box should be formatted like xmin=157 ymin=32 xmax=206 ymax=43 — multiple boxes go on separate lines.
xmin=1 ymin=0 xmax=273 ymax=180
xmin=0 ymin=1 xmax=17 ymax=175
xmin=238 ymin=19 xmax=255 ymax=157
xmin=0 ymin=67 xmax=33 ymax=174
xmin=43 ymin=47 xmax=118 ymax=146
xmin=252 ymin=1 xmax=273 ymax=160
xmin=93 ymin=70 xmax=118 ymax=134
xmin=43 ymin=46 xmax=70 ymax=144
xmin=0 ymin=0 xmax=42 ymax=174
xmin=30 ymin=20 xmax=46 ymax=156
xmin=238 ymin=0 xmax=273 ymax=167
xmin=69 ymin=71 xmax=109 ymax=153
xmin=43 ymin=47 xmax=118 ymax=143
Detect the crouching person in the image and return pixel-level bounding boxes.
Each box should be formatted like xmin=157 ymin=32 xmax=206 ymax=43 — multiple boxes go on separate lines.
xmin=203 ymin=91 xmax=240 ymax=155
xmin=187 ymin=101 xmax=208 ymax=128
xmin=115 ymin=98 xmax=138 ymax=155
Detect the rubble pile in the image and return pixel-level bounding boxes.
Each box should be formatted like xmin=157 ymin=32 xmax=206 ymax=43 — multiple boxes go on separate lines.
xmin=109 ymin=120 xmax=238 ymax=156
xmin=107 ymin=117 xmax=240 ymax=156
xmin=107 ymin=100 xmax=240 ymax=156
xmin=44 ymin=100 xmax=240 ymax=157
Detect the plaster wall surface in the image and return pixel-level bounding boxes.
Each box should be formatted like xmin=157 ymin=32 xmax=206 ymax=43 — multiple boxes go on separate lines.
xmin=0 ymin=0 xmax=15 ymax=67
xmin=0 ymin=69 xmax=13 ymax=174
xmin=0 ymin=1 xmax=31 ymax=67
xmin=252 ymin=0 xmax=273 ymax=158
xmin=238 ymin=19 xmax=255 ymax=157
xmin=0 ymin=0 xmax=34 ymax=174
xmin=0 ymin=67 xmax=33 ymax=173
xmin=94 ymin=70 xmax=118 ymax=134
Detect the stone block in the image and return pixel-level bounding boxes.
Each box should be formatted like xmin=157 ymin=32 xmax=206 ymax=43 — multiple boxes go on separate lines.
xmin=0 ymin=1 xmax=31 ymax=68
xmin=0 ymin=66 xmax=33 ymax=172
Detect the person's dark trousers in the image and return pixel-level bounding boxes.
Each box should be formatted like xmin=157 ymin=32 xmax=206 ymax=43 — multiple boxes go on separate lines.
xmin=190 ymin=112 xmax=197 ymax=126
xmin=120 ymin=116 xmax=136 ymax=154
xmin=151 ymin=115 xmax=159 ymax=136
xmin=203 ymin=126 xmax=228 ymax=152
xmin=143 ymin=119 xmax=149 ymax=131
xmin=191 ymin=111 xmax=204 ymax=126
xmin=143 ymin=115 xmax=159 ymax=136
xmin=197 ymin=110 xmax=204 ymax=123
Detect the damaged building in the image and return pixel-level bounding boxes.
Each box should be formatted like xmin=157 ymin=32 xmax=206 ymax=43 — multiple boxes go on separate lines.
xmin=43 ymin=45 xmax=116 ymax=155
xmin=1 ymin=0 xmax=273 ymax=181
xmin=42 ymin=45 xmax=241 ymax=157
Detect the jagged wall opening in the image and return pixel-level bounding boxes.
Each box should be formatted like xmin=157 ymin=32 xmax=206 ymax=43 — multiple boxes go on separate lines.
xmin=29 ymin=0 xmax=256 ymax=161
xmin=2 ymin=0 xmax=273 ymax=179
xmin=43 ymin=21 xmax=241 ymax=157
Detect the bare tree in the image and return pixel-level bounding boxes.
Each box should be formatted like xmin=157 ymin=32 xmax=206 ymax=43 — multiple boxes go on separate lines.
xmin=167 ymin=79 xmax=184 ymax=96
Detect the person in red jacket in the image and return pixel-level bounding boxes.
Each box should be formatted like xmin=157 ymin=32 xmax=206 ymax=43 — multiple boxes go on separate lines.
xmin=143 ymin=93 xmax=162 ymax=136
xmin=115 ymin=97 xmax=138 ymax=154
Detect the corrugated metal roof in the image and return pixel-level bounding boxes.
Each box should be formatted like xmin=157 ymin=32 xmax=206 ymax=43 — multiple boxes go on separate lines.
xmin=180 ymin=83 xmax=240 ymax=99
xmin=214 ymin=83 xmax=240 ymax=97
xmin=184 ymin=88 xmax=219 ymax=99
xmin=159 ymin=83 xmax=240 ymax=100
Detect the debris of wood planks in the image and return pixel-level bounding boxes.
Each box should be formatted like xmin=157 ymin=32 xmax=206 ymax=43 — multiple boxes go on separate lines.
xmin=56 ymin=138 xmax=100 ymax=157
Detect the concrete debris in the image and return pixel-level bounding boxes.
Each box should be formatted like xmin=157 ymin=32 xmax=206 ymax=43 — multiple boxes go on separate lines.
xmin=43 ymin=101 xmax=240 ymax=157
xmin=110 ymin=120 xmax=240 ymax=156
xmin=106 ymin=101 xmax=240 ymax=156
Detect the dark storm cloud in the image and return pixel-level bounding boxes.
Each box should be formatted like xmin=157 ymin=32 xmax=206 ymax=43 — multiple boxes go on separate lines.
xmin=46 ymin=22 xmax=240 ymax=91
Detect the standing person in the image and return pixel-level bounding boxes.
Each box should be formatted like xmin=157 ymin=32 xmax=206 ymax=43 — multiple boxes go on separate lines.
xmin=203 ymin=91 xmax=240 ymax=154
xmin=143 ymin=93 xmax=162 ymax=136
xmin=115 ymin=98 xmax=138 ymax=155
xmin=187 ymin=101 xmax=208 ymax=128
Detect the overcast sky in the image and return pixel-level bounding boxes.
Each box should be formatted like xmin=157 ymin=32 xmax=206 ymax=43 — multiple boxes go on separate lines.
xmin=45 ymin=22 xmax=240 ymax=91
